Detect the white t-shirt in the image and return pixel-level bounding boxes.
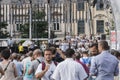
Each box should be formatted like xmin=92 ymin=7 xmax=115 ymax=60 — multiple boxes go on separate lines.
xmin=52 ymin=58 xmax=87 ymax=80
xmin=35 ymin=61 xmax=56 ymax=80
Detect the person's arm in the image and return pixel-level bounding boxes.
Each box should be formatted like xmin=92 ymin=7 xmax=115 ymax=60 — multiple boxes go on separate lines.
xmin=28 ymin=62 xmax=34 ymax=75
xmin=35 ymin=64 xmax=50 ymax=79
xmin=114 ymin=61 xmax=119 ymax=76
xmin=56 ymin=48 xmax=66 ymax=59
xmin=89 ymin=57 xmax=97 ymax=76
xmin=0 ymin=66 xmax=4 ymax=75
xmin=13 ymin=63 xmax=18 ymax=77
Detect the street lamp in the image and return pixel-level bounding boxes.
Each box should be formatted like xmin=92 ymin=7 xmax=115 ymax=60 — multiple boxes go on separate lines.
xmin=47 ymin=0 xmax=51 ymax=39
xmin=29 ymin=0 xmax=32 ymax=39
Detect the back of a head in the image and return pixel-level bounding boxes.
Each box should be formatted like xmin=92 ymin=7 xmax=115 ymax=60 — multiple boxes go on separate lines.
xmin=49 ymin=47 xmax=56 ymax=55
xmin=33 ymin=49 xmax=42 ymax=56
xmin=99 ymin=40 xmax=109 ymax=50
xmin=27 ymin=51 xmax=33 ymax=57
xmin=1 ymin=48 xmax=11 ymax=60
xmin=65 ymin=48 xmax=75 ymax=58
xmin=75 ymin=52 xmax=81 ymax=60
xmin=12 ymin=53 xmax=17 ymax=60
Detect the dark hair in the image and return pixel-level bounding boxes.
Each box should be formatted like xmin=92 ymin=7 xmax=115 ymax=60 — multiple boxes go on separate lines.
xmin=49 ymin=47 xmax=56 ymax=55
xmin=89 ymin=43 xmax=98 ymax=49
xmin=75 ymin=52 xmax=81 ymax=60
xmin=65 ymin=48 xmax=75 ymax=58
xmin=44 ymin=48 xmax=52 ymax=53
xmin=111 ymin=49 xmax=120 ymax=58
xmin=1 ymin=48 xmax=11 ymax=59
xmin=99 ymin=40 xmax=109 ymax=50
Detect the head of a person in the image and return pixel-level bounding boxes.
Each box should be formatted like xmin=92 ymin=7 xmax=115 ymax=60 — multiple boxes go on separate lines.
xmin=1 ymin=48 xmax=11 ymax=60
xmin=75 ymin=52 xmax=81 ymax=60
xmin=17 ymin=54 xmax=21 ymax=61
xmin=82 ymin=51 xmax=89 ymax=57
xmin=111 ymin=49 xmax=120 ymax=60
xmin=26 ymin=51 xmax=33 ymax=60
xmin=98 ymin=40 xmax=109 ymax=53
xmin=65 ymin=48 xmax=75 ymax=58
xmin=44 ymin=48 xmax=53 ymax=62
xmin=11 ymin=53 xmax=17 ymax=60
xmin=89 ymin=43 xmax=98 ymax=56
xmin=49 ymin=47 xmax=56 ymax=57
xmin=33 ymin=49 xmax=42 ymax=59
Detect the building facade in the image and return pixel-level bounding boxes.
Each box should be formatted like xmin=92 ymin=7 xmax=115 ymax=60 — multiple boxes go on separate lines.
xmin=0 ymin=0 xmax=112 ymax=39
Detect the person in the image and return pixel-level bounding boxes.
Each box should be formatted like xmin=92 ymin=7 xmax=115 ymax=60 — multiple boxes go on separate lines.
xmin=89 ymin=43 xmax=98 ymax=57
xmin=80 ymin=51 xmax=91 ymax=68
xmin=18 ymin=43 xmax=24 ymax=54
xmin=0 ymin=48 xmax=18 ymax=80
xmin=90 ymin=41 xmax=119 ymax=80
xmin=52 ymin=48 xmax=87 ymax=80
xmin=28 ymin=49 xmax=44 ymax=80
xmin=35 ymin=48 xmax=56 ymax=80
xmin=22 ymin=51 xmax=34 ymax=80
xmin=11 ymin=53 xmax=23 ymax=77
xmin=88 ymin=43 xmax=99 ymax=80
xmin=75 ymin=52 xmax=89 ymax=76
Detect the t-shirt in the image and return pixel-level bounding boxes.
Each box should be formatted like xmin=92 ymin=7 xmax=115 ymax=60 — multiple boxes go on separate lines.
xmin=35 ymin=61 xmax=56 ymax=80
xmin=24 ymin=61 xmax=33 ymax=78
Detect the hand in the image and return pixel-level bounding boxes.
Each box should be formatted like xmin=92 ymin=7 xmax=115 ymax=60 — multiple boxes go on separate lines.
xmin=44 ymin=64 xmax=50 ymax=72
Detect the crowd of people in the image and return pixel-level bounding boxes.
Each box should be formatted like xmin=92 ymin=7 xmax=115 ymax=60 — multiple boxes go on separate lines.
xmin=0 ymin=34 xmax=119 ymax=80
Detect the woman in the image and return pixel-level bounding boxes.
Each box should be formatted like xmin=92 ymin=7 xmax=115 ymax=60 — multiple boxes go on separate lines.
xmin=0 ymin=48 xmax=17 ymax=80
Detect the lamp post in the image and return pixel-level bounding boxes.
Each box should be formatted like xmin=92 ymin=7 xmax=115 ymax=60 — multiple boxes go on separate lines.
xmin=48 ymin=0 xmax=51 ymax=39
xmin=29 ymin=0 xmax=32 ymax=39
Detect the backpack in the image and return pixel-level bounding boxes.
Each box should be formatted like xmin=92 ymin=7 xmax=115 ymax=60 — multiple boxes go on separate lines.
xmin=37 ymin=59 xmax=57 ymax=70
xmin=41 ymin=61 xmax=57 ymax=70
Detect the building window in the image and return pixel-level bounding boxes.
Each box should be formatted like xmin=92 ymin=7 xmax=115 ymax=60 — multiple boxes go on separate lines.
xmin=78 ymin=20 xmax=84 ymax=34
xmin=77 ymin=1 xmax=84 ymax=11
xmin=97 ymin=20 xmax=104 ymax=33
xmin=53 ymin=23 xmax=60 ymax=31
xmin=96 ymin=0 xmax=104 ymax=10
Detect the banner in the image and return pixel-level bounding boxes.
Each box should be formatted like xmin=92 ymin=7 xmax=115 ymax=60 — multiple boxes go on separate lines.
xmin=109 ymin=0 xmax=120 ymax=50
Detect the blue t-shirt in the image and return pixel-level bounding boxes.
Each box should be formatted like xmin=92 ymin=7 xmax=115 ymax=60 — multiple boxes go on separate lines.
xmin=24 ymin=61 xmax=33 ymax=78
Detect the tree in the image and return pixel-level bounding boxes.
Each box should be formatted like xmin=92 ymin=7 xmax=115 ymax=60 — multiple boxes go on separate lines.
xmin=32 ymin=10 xmax=48 ymax=38
xmin=0 ymin=22 xmax=10 ymax=38
xmin=18 ymin=23 xmax=29 ymax=38
xmin=18 ymin=9 xmax=48 ymax=38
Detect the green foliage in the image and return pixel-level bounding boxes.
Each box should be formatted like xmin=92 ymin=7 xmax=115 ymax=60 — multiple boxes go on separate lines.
xmin=19 ymin=10 xmax=48 ymax=38
xmin=19 ymin=23 xmax=29 ymax=38
xmin=0 ymin=22 xmax=10 ymax=38
xmin=32 ymin=11 xmax=46 ymax=19
xmin=32 ymin=21 xmax=48 ymax=38
xmin=19 ymin=40 xmax=25 ymax=44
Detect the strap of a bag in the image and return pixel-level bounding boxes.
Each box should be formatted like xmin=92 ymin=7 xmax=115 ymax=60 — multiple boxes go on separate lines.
xmin=4 ymin=61 xmax=10 ymax=71
xmin=37 ymin=59 xmax=41 ymax=64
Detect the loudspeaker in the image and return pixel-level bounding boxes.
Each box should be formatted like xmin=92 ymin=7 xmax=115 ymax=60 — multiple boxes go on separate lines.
xmin=101 ymin=34 xmax=106 ymax=40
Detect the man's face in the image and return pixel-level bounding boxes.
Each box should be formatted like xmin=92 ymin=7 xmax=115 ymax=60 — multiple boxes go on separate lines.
xmin=44 ymin=51 xmax=52 ymax=62
xmin=89 ymin=46 xmax=98 ymax=56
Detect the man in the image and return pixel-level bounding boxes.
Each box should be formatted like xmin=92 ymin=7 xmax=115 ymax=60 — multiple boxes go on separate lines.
xmin=89 ymin=43 xmax=98 ymax=57
xmin=11 ymin=53 xmax=23 ymax=77
xmin=88 ymin=43 xmax=99 ymax=80
xmin=52 ymin=48 xmax=87 ymax=80
xmin=35 ymin=48 xmax=56 ymax=80
xmin=90 ymin=41 xmax=119 ymax=80
xmin=28 ymin=49 xmax=44 ymax=80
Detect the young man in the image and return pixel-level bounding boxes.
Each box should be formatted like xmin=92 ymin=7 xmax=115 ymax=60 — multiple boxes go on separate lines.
xmin=90 ymin=41 xmax=119 ymax=80
xmin=52 ymin=48 xmax=87 ymax=80
xmin=35 ymin=49 xmax=56 ymax=80
xmin=28 ymin=49 xmax=44 ymax=80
